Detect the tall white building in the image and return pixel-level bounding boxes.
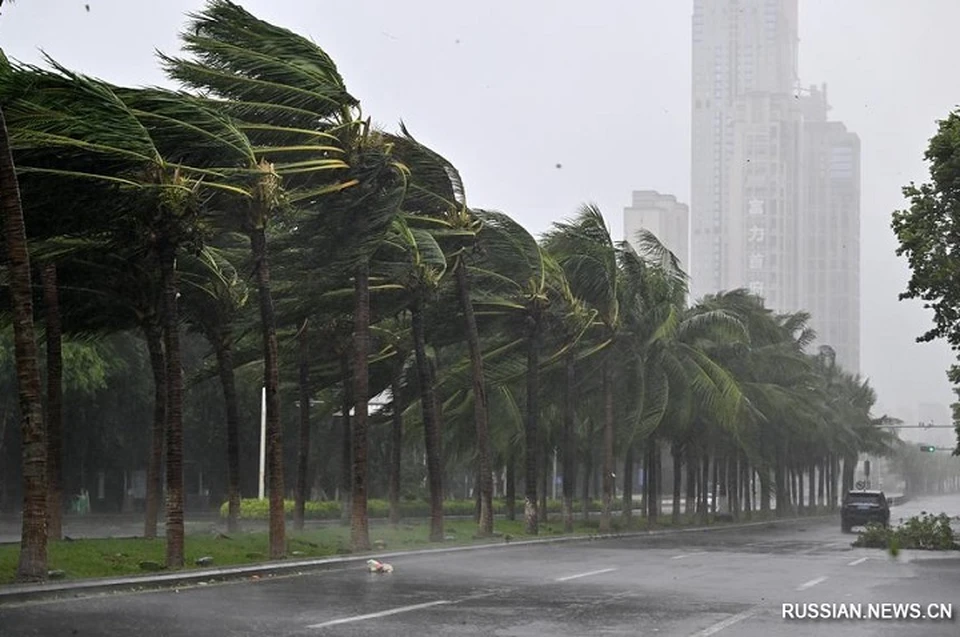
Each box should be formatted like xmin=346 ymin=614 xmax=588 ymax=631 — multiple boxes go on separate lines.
xmin=799 ymin=84 xmax=860 ymax=372
xmin=623 ymin=190 xmax=690 ymax=273
xmin=690 ymin=0 xmax=799 ymax=304
xmin=690 ymin=0 xmax=861 ymax=373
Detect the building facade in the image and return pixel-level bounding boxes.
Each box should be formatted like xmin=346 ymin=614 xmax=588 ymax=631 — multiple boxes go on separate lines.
xmin=690 ymin=0 xmax=860 ymax=372
xmin=623 ymin=190 xmax=690 ymax=273
xmin=690 ymin=0 xmax=799 ymax=302
xmin=798 ymin=84 xmax=861 ymax=371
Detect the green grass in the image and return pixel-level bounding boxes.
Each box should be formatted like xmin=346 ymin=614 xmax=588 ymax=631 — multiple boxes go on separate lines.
xmin=0 ymin=509 xmax=817 ymax=585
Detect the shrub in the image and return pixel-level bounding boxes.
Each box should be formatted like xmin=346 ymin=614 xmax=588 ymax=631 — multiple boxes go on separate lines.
xmin=852 ymin=513 xmax=959 ymax=551
xmin=219 ymin=497 xmax=616 ymax=520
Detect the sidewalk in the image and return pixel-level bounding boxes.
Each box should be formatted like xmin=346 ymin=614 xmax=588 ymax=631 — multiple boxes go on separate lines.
xmin=0 ymin=512 xmax=834 ymax=606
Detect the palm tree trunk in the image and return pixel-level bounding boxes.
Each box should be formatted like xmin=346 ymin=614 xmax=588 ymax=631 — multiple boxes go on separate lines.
xmin=2 ymin=105 xmax=48 ymax=581
xmin=159 ymin=243 xmax=185 ymax=569
xmin=294 ymin=320 xmax=310 ymax=532
xmin=622 ymin=444 xmax=634 ymax=527
xmin=338 ymin=355 xmax=352 ymax=525
xmin=729 ymin=455 xmax=739 ymax=518
xmin=41 ymin=264 xmax=64 ymax=541
xmin=350 ymin=259 xmax=372 ymax=551
xmin=214 ymin=336 xmax=241 ymax=534
xmin=759 ymin=466 xmax=771 ymax=513
xmin=581 ymin=422 xmax=593 ymax=521
xmin=743 ymin=460 xmax=752 ymax=518
xmin=411 ymin=295 xmax=444 ymax=542
xmin=699 ymin=454 xmax=710 ymax=524
xmin=524 ymin=324 xmax=540 ymax=535
xmin=685 ymin=448 xmax=696 ymax=516
xmin=817 ymin=460 xmax=825 ymax=509
xmin=651 ymin=442 xmax=661 ymax=522
xmin=796 ymin=467 xmax=804 ymax=513
xmin=249 ymin=228 xmax=285 ymax=560
xmin=505 ymin=453 xmax=516 ymax=521
xmin=671 ymin=444 xmax=682 ymax=523
xmin=143 ymin=322 xmax=166 ymax=539
xmin=711 ymin=455 xmax=719 ymax=516
xmin=599 ymin=358 xmax=614 ymax=533
xmin=454 ymin=262 xmax=493 ymax=537
xmin=388 ymin=357 xmax=403 ymax=527
xmin=538 ymin=451 xmax=548 ymax=524
xmin=562 ymin=354 xmax=576 ymax=533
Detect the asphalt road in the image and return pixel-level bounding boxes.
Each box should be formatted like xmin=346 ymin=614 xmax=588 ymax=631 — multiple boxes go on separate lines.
xmin=2 ymin=495 xmax=959 ymax=637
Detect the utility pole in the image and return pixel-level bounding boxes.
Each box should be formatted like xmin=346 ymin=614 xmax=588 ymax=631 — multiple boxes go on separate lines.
xmin=258 ymin=386 xmax=266 ymax=500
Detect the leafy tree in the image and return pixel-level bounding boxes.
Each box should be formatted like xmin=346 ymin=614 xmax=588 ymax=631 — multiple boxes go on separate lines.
xmin=892 ymin=110 xmax=960 ymax=454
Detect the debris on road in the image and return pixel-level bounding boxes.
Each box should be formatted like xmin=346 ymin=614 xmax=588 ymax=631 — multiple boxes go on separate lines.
xmin=366 ymin=559 xmax=393 ymax=574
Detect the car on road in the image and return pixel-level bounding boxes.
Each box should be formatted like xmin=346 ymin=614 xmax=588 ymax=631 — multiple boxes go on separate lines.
xmin=841 ymin=489 xmax=890 ymax=532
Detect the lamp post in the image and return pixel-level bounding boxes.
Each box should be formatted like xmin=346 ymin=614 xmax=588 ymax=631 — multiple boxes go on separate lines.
xmin=258 ymin=386 xmax=266 ymax=500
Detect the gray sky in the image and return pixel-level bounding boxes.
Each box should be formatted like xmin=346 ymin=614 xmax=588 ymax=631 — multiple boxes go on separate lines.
xmin=3 ymin=0 xmax=958 ymax=423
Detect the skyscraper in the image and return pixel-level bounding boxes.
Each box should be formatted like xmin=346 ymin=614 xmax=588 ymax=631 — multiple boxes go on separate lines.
xmin=690 ymin=0 xmax=800 ymax=305
xmin=690 ymin=0 xmax=861 ymax=372
xmin=623 ymin=190 xmax=690 ymax=272
xmin=799 ymin=84 xmax=861 ymax=372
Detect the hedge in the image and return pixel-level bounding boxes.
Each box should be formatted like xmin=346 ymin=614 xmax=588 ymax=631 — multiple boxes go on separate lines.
xmin=219 ymin=498 xmax=611 ymax=521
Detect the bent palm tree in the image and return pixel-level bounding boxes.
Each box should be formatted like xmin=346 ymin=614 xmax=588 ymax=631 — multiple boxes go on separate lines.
xmin=0 ymin=49 xmax=46 ymax=581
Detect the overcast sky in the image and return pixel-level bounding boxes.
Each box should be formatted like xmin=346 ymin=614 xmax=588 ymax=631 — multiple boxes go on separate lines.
xmin=3 ymin=0 xmax=958 ymax=424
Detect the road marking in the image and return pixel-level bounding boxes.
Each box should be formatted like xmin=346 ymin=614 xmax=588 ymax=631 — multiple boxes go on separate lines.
xmin=672 ymin=551 xmax=706 ymax=560
xmin=689 ymin=607 xmax=763 ymax=636
xmin=797 ymin=576 xmax=828 ymax=591
xmin=848 ymin=557 xmax=869 ymax=566
xmin=307 ymin=600 xmax=452 ymax=628
xmin=555 ymin=567 xmax=618 ymax=582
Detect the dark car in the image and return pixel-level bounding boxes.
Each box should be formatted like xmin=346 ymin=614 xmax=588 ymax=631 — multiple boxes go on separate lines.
xmin=841 ymin=490 xmax=890 ymax=532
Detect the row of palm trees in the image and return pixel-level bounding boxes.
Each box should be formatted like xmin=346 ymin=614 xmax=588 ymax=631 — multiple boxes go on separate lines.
xmin=0 ymin=0 xmax=893 ymax=582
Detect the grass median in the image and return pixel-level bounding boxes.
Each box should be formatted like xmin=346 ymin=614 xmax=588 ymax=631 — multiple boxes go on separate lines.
xmin=0 ymin=508 xmax=819 ymax=586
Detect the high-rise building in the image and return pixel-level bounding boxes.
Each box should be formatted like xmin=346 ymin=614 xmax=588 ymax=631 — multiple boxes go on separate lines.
xmin=623 ymin=190 xmax=690 ymax=271
xmin=799 ymin=84 xmax=860 ymax=372
xmin=690 ymin=0 xmax=861 ymax=373
xmin=690 ymin=0 xmax=799 ymax=304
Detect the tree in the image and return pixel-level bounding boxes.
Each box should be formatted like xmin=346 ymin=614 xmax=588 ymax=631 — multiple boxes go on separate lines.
xmin=0 ymin=46 xmax=47 ymax=581
xmin=891 ymin=110 xmax=960 ymax=454
xmin=388 ymin=128 xmax=497 ymax=537
xmin=543 ymin=204 xmax=621 ymax=532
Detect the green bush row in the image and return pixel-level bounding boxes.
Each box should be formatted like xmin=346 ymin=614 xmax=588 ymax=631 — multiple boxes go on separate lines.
xmin=219 ymin=498 xmax=612 ymax=521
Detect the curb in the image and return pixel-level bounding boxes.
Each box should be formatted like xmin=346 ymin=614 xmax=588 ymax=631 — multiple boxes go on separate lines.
xmin=0 ymin=512 xmax=836 ymax=605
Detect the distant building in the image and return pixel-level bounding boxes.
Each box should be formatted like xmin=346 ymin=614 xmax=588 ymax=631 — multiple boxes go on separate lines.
xmin=690 ymin=0 xmax=800 ymax=305
xmin=799 ymin=84 xmax=861 ymax=372
xmin=690 ymin=0 xmax=861 ymax=373
xmin=623 ymin=190 xmax=690 ymax=273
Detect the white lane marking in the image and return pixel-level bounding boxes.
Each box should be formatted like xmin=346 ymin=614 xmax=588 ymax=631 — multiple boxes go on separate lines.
xmin=797 ymin=576 xmax=828 ymax=591
xmin=672 ymin=551 xmax=706 ymax=560
xmin=848 ymin=557 xmax=869 ymax=566
xmin=307 ymin=600 xmax=452 ymax=628
xmin=555 ymin=567 xmax=618 ymax=582
xmin=689 ymin=606 xmax=763 ymax=636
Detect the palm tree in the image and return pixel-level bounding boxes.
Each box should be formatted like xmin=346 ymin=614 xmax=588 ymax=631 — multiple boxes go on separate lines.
xmin=377 ymin=216 xmax=447 ymax=541
xmin=543 ymin=204 xmax=621 ymax=532
xmin=0 ymin=46 xmax=47 ymax=581
xmin=40 ymin=264 xmax=63 ymax=540
xmin=179 ymin=245 xmax=249 ymax=533
xmin=5 ymin=58 xmax=275 ymax=566
xmin=388 ymin=127 xmax=497 ymax=536
xmin=466 ymin=210 xmax=586 ymax=534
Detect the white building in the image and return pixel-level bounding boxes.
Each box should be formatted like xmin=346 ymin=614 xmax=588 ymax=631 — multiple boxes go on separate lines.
xmin=690 ymin=0 xmax=860 ymax=373
xmin=623 ymin=190 xmax=690 ymax=274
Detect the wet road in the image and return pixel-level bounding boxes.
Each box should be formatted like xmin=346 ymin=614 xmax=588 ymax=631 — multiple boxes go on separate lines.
xmin=2 ymin=494 xmax=959 ymax=637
